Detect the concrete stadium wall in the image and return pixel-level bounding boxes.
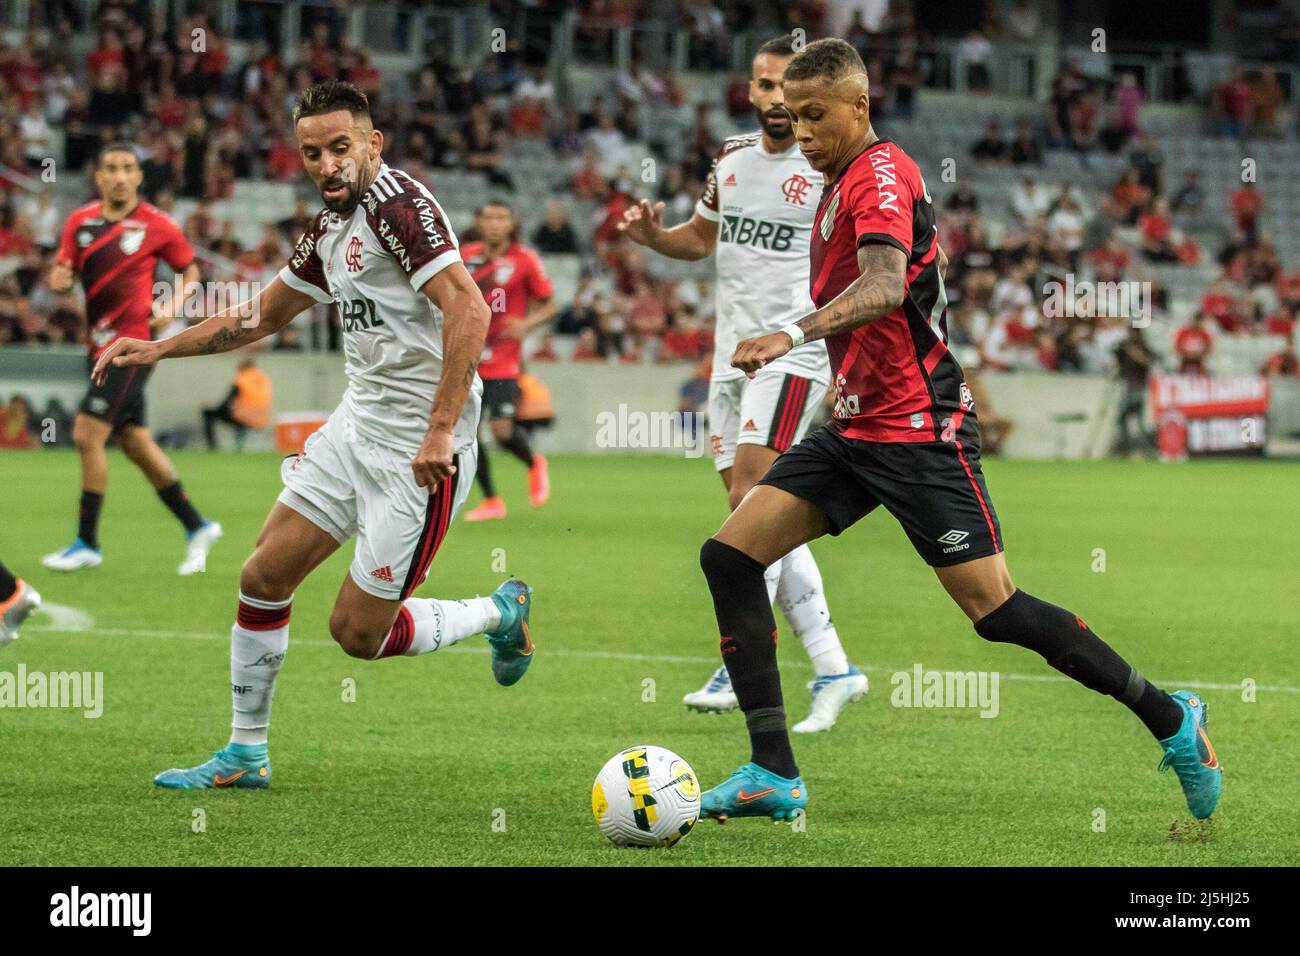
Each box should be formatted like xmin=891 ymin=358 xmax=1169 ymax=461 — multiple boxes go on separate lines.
xmin=4 ymin=346 xmax=1135 ymax=459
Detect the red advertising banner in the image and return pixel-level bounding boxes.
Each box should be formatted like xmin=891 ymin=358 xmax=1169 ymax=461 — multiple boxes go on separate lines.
xmin=1150 ymin=375 xmax=1269 ymax=460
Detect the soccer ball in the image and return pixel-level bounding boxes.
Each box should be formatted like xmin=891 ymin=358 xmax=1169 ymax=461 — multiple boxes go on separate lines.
xmin=591 ymin=745 xmax=700 ymax=848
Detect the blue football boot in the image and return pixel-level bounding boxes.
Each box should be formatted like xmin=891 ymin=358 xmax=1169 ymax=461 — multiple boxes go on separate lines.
xmin=485 ymin=579 xmax=534 ymax=686
xmin=700 ymin=762 xmax=808 ymax=822
xmin=1157 ymin=691 xmax=1222 ymax=820
xmin=154 ymin=743 xmax=271 ymax=790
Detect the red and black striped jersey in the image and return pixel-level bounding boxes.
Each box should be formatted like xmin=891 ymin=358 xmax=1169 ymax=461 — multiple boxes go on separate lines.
xmin=460 ymin=240 xmax=553 ymax=381
xmin=809 ymin=139 xmax=975 ymax=444
xmin=57 ymin=201 xmax=194 ymax=358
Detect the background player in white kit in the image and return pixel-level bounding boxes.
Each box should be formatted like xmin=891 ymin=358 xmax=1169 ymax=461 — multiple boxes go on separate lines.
xmin=619 ymin=36 xmax=866 ymax=733
xmin=93 ymin=81 xmax=536 ymax=789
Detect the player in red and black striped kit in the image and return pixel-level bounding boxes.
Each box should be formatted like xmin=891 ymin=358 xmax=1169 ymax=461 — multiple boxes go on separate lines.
xmin=42 ymin=143 xmax=222 ymax=576
xmin=460 ymin=200 xmax=557 ymax=521
xmin=695 ymin=40 xmax=1222 ymax=824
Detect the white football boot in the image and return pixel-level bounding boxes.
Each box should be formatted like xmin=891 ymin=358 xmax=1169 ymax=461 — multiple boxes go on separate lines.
xmin=178 ymin=521 xmax=223 ymax=576
xmin=792 ymin=665 xmax=869 ymax=733
xmin=683 ymin=665 xmax=739 ymax=713
xmin=42 ymin=539 xmax=103 ymax=572
xmin=0 ymin=579 xmax=42 ymax=648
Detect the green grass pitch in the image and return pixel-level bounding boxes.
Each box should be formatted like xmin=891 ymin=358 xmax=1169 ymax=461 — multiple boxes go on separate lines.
xmin=3 ymin=449 xmax=1297 ymax=866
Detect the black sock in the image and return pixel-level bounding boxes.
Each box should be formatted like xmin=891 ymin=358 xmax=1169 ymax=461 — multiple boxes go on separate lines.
xmin=500 ymin=424 xmax=535 ymax=468
xmin=476 ymin=437 xmax=497 ymax=498
xmin=0 ymin=561 xmax=16 ymax=602
xmin=975 ymin=589 xmax=1184 ymax=740
xmin=78 ymin=491 xmax=103 ymax=548
xmin=699 ymin=538 xmax=798 ymax=778
xmin=157 ymin=481 xmax=205 ymax=534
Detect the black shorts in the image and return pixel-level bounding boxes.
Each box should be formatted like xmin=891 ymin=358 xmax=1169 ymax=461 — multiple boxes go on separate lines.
xmin=481 ymin=377 xmax=520 ymax=421
xmin=758 ymin=424 xmax=1004 ymax=567
xmin=79 ymin=358 xmax=151 ymax=430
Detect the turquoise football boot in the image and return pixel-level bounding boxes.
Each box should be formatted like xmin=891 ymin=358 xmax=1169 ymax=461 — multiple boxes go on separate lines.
xmin=1157 ymin=691 xmax=1222 ymax=820
xmin=701 ymin=762 xmax=808 ymax=822
xmin=485 ymin=579 xmax=534 ymax=686
xmin=154 ymin=743 xmax=271 ymax=790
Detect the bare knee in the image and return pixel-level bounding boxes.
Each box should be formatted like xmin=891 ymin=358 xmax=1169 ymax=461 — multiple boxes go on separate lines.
xmin=240 ymin=553 xmax=295 ymax=604
xmin=726 ymin=476 xmax=755 ymax=513
xmin=489 ymin=419 xmax=513 ymax=443
xmin=328 ymin=608 xmax=385 ymax=659
xmin=73 ymin=418 xmax=105 ymax=454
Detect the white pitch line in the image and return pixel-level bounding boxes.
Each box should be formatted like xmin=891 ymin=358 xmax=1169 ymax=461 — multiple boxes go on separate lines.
xmin=24 ymin=623 xmax=1300 ymax=696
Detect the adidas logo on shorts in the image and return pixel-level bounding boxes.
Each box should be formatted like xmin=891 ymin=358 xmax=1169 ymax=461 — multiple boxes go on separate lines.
xmin=371 ymin=566 xmax=394 ymax=583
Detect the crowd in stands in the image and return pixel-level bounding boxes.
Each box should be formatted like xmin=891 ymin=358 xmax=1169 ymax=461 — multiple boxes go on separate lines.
xmin=0 ymin=1 xmax=1298 ymax=390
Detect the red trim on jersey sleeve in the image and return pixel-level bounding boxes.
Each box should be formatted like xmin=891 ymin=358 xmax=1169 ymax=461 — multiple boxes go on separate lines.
xmin=844 ymin=143 xmax=914 ymax=255
xmin=522 ymin=246 xmax=554 ymax=301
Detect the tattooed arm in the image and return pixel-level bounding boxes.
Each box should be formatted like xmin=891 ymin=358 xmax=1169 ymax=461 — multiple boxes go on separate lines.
xmin=91 ymin=277 xmax=317 ymax=384
xmin=730 ymin=242 xmax=909 ymax=377
xmin=413 ymin=260 xmax=491 ymax=489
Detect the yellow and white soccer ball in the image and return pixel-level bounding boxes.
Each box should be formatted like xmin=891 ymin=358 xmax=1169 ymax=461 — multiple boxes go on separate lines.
xmin=591 ymin=745 xmax=700 ymax=848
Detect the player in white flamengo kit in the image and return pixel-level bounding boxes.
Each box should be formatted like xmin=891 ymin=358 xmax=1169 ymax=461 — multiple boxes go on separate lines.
xmin=620 ymin=36 xmax=867 ymax=733
xmin=93 ymin=81 xmax=536 ymax=789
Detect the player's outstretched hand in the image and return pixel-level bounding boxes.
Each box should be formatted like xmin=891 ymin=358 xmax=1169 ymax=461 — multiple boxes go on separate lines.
xmin=616 ymin=198 xmax=665 ymax=246
xmin=91 ymin=338 xmax=165 ymax=386
xmin=412 ymin=428 xmax=457 ymax=491
xmin=731 ymin=330 xmax=795 ymax=379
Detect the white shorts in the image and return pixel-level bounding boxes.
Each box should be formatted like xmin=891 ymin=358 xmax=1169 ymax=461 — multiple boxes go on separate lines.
xmin=707 ymin=363 xmax=828 ymax=473
xmin=277 ymin=411 xmax=476 ymax=600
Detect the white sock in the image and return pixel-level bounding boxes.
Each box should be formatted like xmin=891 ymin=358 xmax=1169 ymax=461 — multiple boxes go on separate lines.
xmin=776 ymin=545 xmax=850 ymax=676
xmin=763 ymin=560 xmax=781 ymax=607
xmin=375 ymin=596 xmax=502 ymax=658
xmin=229 ymin=592 xmax=291 ymax=746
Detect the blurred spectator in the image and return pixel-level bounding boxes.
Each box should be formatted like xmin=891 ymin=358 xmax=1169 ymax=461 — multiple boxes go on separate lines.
xmin=202 ymin=358 xmax=272 ymax=451
xmin=1249 ymin=68 xmax=1283 ymax=136
xmin=1171 ymin=170 xmax=1204 ymax=216
xmin=1230 ymin=181 xmax=1263 ymax=245
xmin=1011 ymin=174 xmax=1051 ymax=223
xmin=0 ymin=395 xmax=38 ymax=449
xmin=1214 ymin=68 xmax=1251 ymax=138
xmin=1113 ymin=73 xmax=1144 ymax=142
xmin=1009 ymin=121 xmax=1042 ymax=165
xmin=970 ymin=120 xmax=1008 ymax=163
xmin=1260 ymin=335 xmax=1299 ymax=377
xmin=1114 ymin=326 xmax=1156 ymax=454
xmin=1174 ymin=315 xmax=1214 ymax=374
xmin=532 ymin=200 xmax=580 ymax=254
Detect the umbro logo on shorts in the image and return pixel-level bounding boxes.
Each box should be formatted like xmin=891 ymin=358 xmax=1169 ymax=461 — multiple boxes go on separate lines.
xmin=371 ymin=566 xmax=394 ymax=583
xmin=938 ymin=530 xmax=971 ymax=554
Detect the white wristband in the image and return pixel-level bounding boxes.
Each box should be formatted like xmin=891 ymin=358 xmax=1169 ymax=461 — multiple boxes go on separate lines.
xmin=780 ymin=323 xmax=805 ymax=349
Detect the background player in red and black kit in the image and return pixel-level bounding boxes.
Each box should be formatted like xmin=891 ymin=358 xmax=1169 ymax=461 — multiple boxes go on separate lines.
xmin=696 ymin=40 xmax=1222 ymax=824
xmin=42 ymin=143 xmax=222 ymax=576
xmin=460 ymin=200 xmax=557 ymax=521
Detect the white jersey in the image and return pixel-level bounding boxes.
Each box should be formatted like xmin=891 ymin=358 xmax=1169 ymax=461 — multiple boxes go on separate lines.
xmin=696 ymin=133 xmax=829 ymax=384
xmin=279 ymin=163 xmax=482 ymax=456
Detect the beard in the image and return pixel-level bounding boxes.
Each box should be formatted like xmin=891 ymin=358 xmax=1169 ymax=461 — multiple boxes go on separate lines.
xmin=755 ymin=106 xmax=793 ymax=141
